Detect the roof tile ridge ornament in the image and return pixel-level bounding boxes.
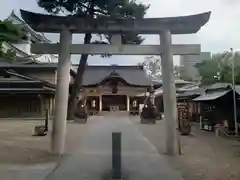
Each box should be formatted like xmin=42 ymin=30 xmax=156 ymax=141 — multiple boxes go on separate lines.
xmin=109 ymin=70 xmax=120 ymax=77
xmin=97 ymin=70 xmax=124 ymax=86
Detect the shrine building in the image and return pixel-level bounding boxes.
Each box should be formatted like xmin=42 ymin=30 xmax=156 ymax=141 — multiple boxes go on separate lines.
xmin=71 ymin=65 xmax=155 ymax=113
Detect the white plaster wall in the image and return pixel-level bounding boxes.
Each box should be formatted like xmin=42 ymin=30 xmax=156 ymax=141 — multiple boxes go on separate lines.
xmin=11 ymin=43 xmax=58 ymax=63
xmin=12 ymin=43 xmax=31 ymax=55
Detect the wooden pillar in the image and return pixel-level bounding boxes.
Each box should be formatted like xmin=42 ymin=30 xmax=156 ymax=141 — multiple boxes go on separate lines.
xmin=49 ymin=97 xmax=53 ymax=116
xmin=38 ymin=94 xmax=44 ymax=117
xmin=99 ymin=95 xmax=102 ymax=112
xmin=160 ymin=30 xmax=178 ymax=155
xmin=127 ymin=95 xmax=130 ymax=112
xmin=51 ymin=26 xmax=72 ymax=155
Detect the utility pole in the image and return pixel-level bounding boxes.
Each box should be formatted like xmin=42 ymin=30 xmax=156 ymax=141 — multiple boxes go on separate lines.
xmin=231 ymin=48 xmax=238 ymax=136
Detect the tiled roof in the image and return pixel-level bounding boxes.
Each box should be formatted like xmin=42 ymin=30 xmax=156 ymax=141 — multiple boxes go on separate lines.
xmin=152 ymin=79 xmax=194 ymax=85
xmin=203 ymin=83 xmax=232 ymax=91
xmin=0 ymin=69 xmax=55 ymax=93
xmin=0 ymin=58 xmax=58 ymax=69
xmin=77 ymin=65 xmax=153 ymax=87
xmin=192 ymin=90 xmax=231 ymax=101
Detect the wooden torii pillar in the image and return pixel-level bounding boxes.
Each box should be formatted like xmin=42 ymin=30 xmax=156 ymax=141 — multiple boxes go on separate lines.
xmin=20 ymin=10 xmax=211 ymax=155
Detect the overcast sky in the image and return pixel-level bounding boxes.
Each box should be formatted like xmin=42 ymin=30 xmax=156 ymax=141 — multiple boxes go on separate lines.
xmin=1 ymin=0 xmax=240 ymax=65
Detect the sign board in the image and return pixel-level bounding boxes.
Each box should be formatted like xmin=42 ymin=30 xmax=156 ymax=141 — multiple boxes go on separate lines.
xmin=177 ymin=102 xmax=189 ymax=122
xmin=201 ymin=104 xmax=215 ymax=131
xmin=177 ymin=101 xmax=192 ymax=135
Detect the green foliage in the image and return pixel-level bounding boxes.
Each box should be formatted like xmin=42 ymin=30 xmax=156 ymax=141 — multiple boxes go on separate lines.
xmin=195 ymin=52 xmax=240 ymax=84
xmin=0 ymin=49 xmax=17 ymax=62
xmin=37 ymin=0 xmax=149 ymax=46
xmin=5 ymin=49 xmax=17 ymax=59
xmin=0 ymin=20 xmax=22 ymax=60
xmin=0 ymin=20 xmax=22 ymax=43
xmin=179 ymin=69 xmax=193 ymax=81
xmin=37 ymin=0 xmax=149 ymax=18
xmin=142 ymin=56 xmax=161 ymax=80
xmin=37 ymin=0 xmax=150 ymax=119
xmin=174 ymin=66 xmax=193 ymax=81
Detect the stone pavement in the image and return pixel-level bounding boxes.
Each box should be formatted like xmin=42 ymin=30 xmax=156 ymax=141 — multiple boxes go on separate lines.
xmin=0 ymin=163 xmax=56 ymax=180
xmin=46 ymin=115 xmax=184 ymax=180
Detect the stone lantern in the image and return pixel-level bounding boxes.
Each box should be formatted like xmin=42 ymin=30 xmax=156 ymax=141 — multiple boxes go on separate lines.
xmin=140 ymin=84 xmax=157 ymax=124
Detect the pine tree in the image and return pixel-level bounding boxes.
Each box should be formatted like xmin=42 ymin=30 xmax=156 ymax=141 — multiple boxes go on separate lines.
xmin=0 ymin=20 xmax=22 ymax=59
xmin=38 ymin=0 xmax=150 ymax=119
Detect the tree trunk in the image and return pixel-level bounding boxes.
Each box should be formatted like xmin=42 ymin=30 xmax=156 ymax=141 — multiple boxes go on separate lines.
xmin=67 ymin=1 xmax=96 ymax=120
xmin=67 ymin=33 xmax=92 ymax=120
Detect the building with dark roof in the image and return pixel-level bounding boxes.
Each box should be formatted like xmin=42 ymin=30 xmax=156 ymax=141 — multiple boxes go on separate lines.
xmin=0 ymin=57 xmax=58 ymax=118
xmin=71 ymin=65 xmax=154 ymax=113
xmin=70 ymin=64 xmax=197 ymax=113
xmin=80 ymin=65 xmax=153 ymax=87
xmin=191 ymin=84 xmax=240 ymax=132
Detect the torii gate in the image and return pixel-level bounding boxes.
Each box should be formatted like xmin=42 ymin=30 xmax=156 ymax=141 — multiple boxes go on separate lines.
xmin=20 ymin=10 xmax=211 ymax=155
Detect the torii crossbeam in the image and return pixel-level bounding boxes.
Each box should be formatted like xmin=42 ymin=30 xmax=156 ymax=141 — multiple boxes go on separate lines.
xmin=31 ymin=44 xmax=200 ymax=55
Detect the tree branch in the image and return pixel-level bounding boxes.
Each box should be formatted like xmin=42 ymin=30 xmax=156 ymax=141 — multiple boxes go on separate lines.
xmin=77 ymin=2 xmax=109 ymax=16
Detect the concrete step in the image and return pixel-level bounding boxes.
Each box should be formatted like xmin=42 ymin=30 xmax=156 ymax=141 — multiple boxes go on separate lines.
xmin=98 ymin=111 xmax=129 ymax=116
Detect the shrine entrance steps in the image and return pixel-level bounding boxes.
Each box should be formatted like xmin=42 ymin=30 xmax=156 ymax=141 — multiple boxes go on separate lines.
xmin=98 ymin=111 xmax=129 ymax=117
xmin=46 ymin=115 xmax=184 ymax=180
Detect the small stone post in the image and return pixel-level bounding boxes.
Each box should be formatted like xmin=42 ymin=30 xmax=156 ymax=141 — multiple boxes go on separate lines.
xmin=200 ymin=116 xmax=203 ymax=129
xmin=215 ymin=124 xmax=220 ymax=137
xmin=99 ymin=95 xmax=102 ymax=112
xmin=112 ymin=132 xmax=122 ymax=179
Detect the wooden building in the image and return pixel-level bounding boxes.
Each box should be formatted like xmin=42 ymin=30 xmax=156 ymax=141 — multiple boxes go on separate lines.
xmin=154 ymin=81 xmax=196 ymax=114
xmin=176 ymin=85 xmax=204 ymax=121
xmin=0 ymin=58 xmax=57 ymax=118
xmin=71 ymin=65 xmax=154 ymax=113
xmin=192 ymin=84 xmax=240 ymax=132
xmin=0 ymin=11 xmax=60 ymax=118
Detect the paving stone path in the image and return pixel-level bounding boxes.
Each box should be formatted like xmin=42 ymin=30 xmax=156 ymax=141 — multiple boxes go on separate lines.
xmin=46 ymin=115 xmax=184 ymax=180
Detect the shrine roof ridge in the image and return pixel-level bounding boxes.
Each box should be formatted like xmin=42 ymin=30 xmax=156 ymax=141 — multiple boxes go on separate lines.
xmin=79 ymin=64 xmax=151 ymax=87
xmin=72 ymin=65 xmax=144 ymax=69
xmin=20 ymin=10 xmax=211 ymax=34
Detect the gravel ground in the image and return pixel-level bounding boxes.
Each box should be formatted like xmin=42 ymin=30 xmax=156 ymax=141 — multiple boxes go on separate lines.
xmin=0 ymin=119 xmax=91 ymax=164
xmin=2 ymin=115 xmax=240 ymax=180
xmin=130 ymin=116 xmax=240 ymax=180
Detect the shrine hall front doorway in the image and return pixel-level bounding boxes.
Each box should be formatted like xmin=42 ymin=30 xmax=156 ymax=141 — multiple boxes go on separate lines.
xmin=102 ymin=95 xmax=127 ymax=111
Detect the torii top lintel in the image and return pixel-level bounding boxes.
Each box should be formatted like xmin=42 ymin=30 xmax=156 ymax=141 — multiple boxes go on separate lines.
xmin=20 ymin=9 xmax=211 ymax=34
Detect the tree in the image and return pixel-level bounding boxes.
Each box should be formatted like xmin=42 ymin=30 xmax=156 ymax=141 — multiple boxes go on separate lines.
xmin=195 ymin=51 xmax=240 ymax=85
xmin=142 ymin=56 xmax=161 ymax=80
xmin=141 ymin=56 xmax=183 ymax=81
xmin=174 ymin=66 xmax=193 ymax=81
xmin=178 ymin=69 xmax=194 ymax=81
xmin=38 ymin=0 xmax=150 ymax=119
xmin=0 ymin=20 xmax=22 ymax=59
